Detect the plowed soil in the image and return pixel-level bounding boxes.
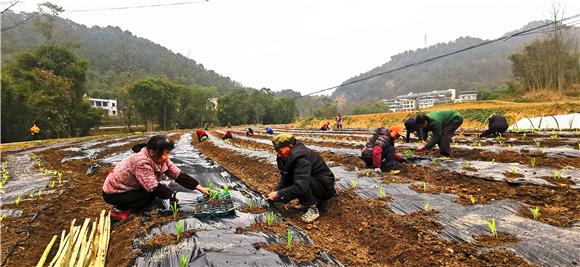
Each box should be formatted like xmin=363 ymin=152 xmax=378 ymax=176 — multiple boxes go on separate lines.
xmin=193 ymin=140 xmax=533 ymax=266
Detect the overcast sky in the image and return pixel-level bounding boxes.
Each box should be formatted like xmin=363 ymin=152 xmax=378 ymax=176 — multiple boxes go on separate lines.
xmin=6 ymin=0 xmax=580 ymax=94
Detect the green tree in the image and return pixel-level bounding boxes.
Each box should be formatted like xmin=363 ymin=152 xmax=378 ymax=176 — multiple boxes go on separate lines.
xmin=272 ymin=97 xmax=297 ymax=124
xmin=176 ymin=86 xmax=218 ymax=129
xmin=128 ymin=77 xmax=181 ymax=131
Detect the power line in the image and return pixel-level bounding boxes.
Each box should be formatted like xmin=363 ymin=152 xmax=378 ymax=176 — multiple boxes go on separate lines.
xmin=299 ymin=13 xmax=580 ymax=98
xmin=66 ymin=0 xmax=208 ymax=13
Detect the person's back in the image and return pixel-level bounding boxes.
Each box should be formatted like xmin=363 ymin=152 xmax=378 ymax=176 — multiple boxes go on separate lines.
xmin=276 ymin=142 xmax=336 ymax=197
xmin=404 ymin=118 xmax=426 ymax=143
xmin=481 ymin=114 xmax=508 ymax=137
xmin=362 ymin=128 xmax=393 ymax=157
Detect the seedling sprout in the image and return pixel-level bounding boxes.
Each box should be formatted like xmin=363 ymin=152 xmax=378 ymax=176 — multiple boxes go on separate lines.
xmin=531 ymin=207 xmax=540 ymax=220
xmin=485 ymin=218 xmax=497 ymax=237
xmin=287 ymin=229 xmax=293 ymax=250
xmin=507 ymin=144 xmax=513 ymax=151
xmin=530 ymin=158 xmax=536 ymax=168
xmin=469 ymin=195 xmax=476 ymax=205
xmin=0 ymin=214 xmax=5 ymax=223
xmin=423 ymin=202 xmax=430 ymax=211
xmin=378 ymin=187 xmax=385 ymax=197
xmin=247 ymin=198 xmax=254 ymax=209
xmin=423 ymin=181 xmax=428 ymax=192
xmin=511 ymin=167 xmax=517 ymax=174
xmin=553 ymin=171 xmax=561 ymax=179
xmin=534 ymin=140 xmax=541 ymax=147
xmin=170 ymin=202 xmax=179 ymax=219
xmin=50 ymin=180 xmax=56 ymax=188
xmin=180 ymin=255 xmax=189 ymax=267
xmin=175 ymin=220 xmax=184 ymax=240
xmin=15 ymin=196 xmax=21 ymax=205
xmin=266 ymin=212 xmax=276 ymax=225
xmin=351 ymin=180 xmax=358 ymax=188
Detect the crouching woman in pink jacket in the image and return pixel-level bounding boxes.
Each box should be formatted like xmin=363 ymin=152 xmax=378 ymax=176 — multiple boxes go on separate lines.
xmin=102 ymin=135 xmax=209 ymax=221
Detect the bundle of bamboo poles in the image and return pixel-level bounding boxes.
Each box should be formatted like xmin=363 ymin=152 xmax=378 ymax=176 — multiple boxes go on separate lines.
xmin=36 ymin=210 xmax=111 ymax=267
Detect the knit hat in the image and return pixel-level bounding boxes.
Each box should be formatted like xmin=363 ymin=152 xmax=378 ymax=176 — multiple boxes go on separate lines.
xmin=272 ymin=133 xmax=296 ymax=149
xmin=389 ymin=126 xmax=403 ymax=137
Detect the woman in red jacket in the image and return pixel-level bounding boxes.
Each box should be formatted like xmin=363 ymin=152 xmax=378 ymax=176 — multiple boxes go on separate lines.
xmin=102 ymin=135 xmax=209 ymax=221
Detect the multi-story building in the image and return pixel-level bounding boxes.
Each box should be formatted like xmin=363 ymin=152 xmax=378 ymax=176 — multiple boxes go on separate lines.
xmin=88 ymin=98 xmax=118 ymax=116
xmin=383 ymin=88 xmax=477 ymax=112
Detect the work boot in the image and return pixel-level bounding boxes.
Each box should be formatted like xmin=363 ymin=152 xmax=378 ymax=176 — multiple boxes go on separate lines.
xmin=300 ymin=206 xmax=320 ymax=223
xmin=110 ymin=207 xmax=133 ymax=222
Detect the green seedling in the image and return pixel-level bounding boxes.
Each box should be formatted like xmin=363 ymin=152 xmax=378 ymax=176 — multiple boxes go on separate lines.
xmin=50 ymin=180 xmax=56 ymax=188
xmin=507 ymin=144 xmax=513 ymax=151
xmin=175 ymin=220 xmax=184 ymax=240
xmin=550 ymin=134 xmax=558 ymax=140
xmin=534 ymin=140 xmax=541 ymax=147
xmin=266 ymin=212 xmax=276 ymax=226
xmin=530 ymin=158 xmax=536 ymax=168
xmin=180 ymin=255 xmax=189 ymax=267
xmin=530 ymin=207 xmax=540 ymax=220
xmin=287 ymin=229 xmax=293 ymax=250
xmin=553 ymin=171 xmax=561 ymax=179
xmin=521 ymin=133 xmax=527 ymax=140
xmin=403 ymin=149 xmax=414 ymax=157
xmin=578 ymin=143 xmax=580 ymax=150
xmin=430 ymin=157 xmax=437 ymax=163
xmin=541 ymin=146 xmax=548 ymax=154
xmin=0 ymin=214 xmax=5 ymax=223
xmin=15 ymin=196 xmax=21 ymax=205
xmin=464 ymin=162 xmax=472 ymax=168
xmin=28 ymin=193 xmax=34 ymax=198
xmin=423 ymin=202 xmax=430 ymax=211
xmin=485 ymin=218 xmax=497 ymax=237
xmin=511 ymin=167 xmax=517 ymax=174
xmin=491 ymin=159 xmax=495 ymax=164
xmin=170 ymin=202 xmax=179 ymax=219
xmin=209 ymin=189 xmax=220 ymax=200
xmin=56 ymin=171 xmax=63 ymax=184
xmin=469 ymin=195 xmax=476 ymax=205
xmin=378 ymin=187 xmax=385 ymax=197
xmin=351 ymin=180 xmax=358 ymax=188
xmin=423 ymin=181 xmax=428 ymax=192
xmin=221 ymin=185 xmax=230 ymax=198
xmin=247 ymin=198 xmax=254 ymax=209
xmin=37 ymin=190 xmax=42 ymax=197
xmin=207 ymin=179 xmax=214 ymax=192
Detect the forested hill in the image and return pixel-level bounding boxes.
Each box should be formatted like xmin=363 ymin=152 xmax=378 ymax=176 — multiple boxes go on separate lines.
xmin=332 ymin=21 xmax=569 ymax=104
xmin=1 ymin=11 xmax=248 ymax=97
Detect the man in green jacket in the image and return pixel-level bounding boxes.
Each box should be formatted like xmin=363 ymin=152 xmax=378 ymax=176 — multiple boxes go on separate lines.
xmin=415 ymin=110 xmax=463 ymax=157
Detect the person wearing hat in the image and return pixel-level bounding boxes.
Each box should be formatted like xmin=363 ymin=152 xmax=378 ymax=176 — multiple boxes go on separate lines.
xmin=266 ymin=133 xmax=336 ymax=223
xmin=415 ymin=110 xmax=463 ymax=157
xmin=102 ymin=135 xmax=210 ymax=221
xmin=360 ymin=126 xmax=403 ymax=172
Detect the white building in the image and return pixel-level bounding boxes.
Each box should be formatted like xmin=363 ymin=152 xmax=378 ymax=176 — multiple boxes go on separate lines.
xmin=456 ymin=91 xmax=477 ymax=102
xmin=383 ymin=89 xmax=477 ymax=112
xmin=89 ymin=98 xmax=118 ymax=116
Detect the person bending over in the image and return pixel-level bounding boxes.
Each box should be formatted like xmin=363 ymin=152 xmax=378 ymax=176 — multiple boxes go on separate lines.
xmin=415 ymin=110 xmax=463 ymax=157
xmin=360 ymin=126 xmax=402 ymax=172
xmin=480 ymin=114 xmax=508 ymax=138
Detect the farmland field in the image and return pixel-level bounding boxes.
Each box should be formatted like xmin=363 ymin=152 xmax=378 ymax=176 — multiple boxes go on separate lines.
xmin=1 ymin=126 xmax=579 ymax=266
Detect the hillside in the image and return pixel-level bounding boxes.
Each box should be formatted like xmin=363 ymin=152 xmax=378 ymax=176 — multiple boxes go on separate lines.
xmin=332 ymin=21 xmax=577 ymax=105
xmin=1 ymin=11 xmax=248 ymax=96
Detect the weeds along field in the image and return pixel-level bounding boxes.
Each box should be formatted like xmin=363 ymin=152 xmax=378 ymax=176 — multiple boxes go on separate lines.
xmin=1 ymin=126 xmax=578 ymax=266
xmin=294 ymin=100 xmax=580 ymax=129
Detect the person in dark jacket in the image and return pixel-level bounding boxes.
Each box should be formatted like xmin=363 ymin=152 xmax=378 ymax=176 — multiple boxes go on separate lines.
xmin=416 ymin=110 xmax=463 ymax=157
xmin=266 ymin=133 xmax=336 ymax=223
xmin=361 ymin=126 xmax=403 ymax=172
xmin=265 ymin=127 xmax=274 ymax=135
xmin=404 ymin=118 xmax=427 ymax=143
xmin=480 ymin=114 xmax=508 ymax=138
xmin=196 ymin=129 xmax=208 ymax=142
xmin=246 ymin=128 xmax=254 ymax=136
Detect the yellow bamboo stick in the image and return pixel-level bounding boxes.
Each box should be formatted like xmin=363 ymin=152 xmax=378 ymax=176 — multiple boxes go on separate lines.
xmin=96 ymin=210 xmax=107 ymax=267
xmin=69 ymin=218 xmax=90 ymax=266
xmin=55 ymin=220 xmax=78 ymax=267
xmin=78 ymin=221 xmax=97 ymax=267
xmin=48 ymin=231 xmax=69 ymax=267
xmin=101 ymin=212 xmax=111 ymax=266
xmin=89 ymin=211 xmax=105 ymax=267
xmin=36 ymin=235 xmax=58 ymax=267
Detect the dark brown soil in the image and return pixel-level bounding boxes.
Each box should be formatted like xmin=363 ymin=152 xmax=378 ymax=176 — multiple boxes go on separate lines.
xmin=143 ymin=230 xmax=195 ymax=251
xmin=503 ymin=171 xmax=525 ymax=179
xmin=474 ymin=233 xmax=520 ymax=247
xmin=443 ymin=148 xmax=580 ymax=169
xmin=194 ymin=140 xmax=534 ymax=266
xmin=258 ymin=243 xmax=320 ymax=263
xmin=239 ymin=205 xmax=269 ymax=214
xmin=0 ymin=133 xmax=178 ymax=267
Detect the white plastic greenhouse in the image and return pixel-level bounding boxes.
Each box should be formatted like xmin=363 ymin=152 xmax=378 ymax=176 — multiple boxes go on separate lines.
xmin=509 ymin=113 xmax=580 ymax=130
